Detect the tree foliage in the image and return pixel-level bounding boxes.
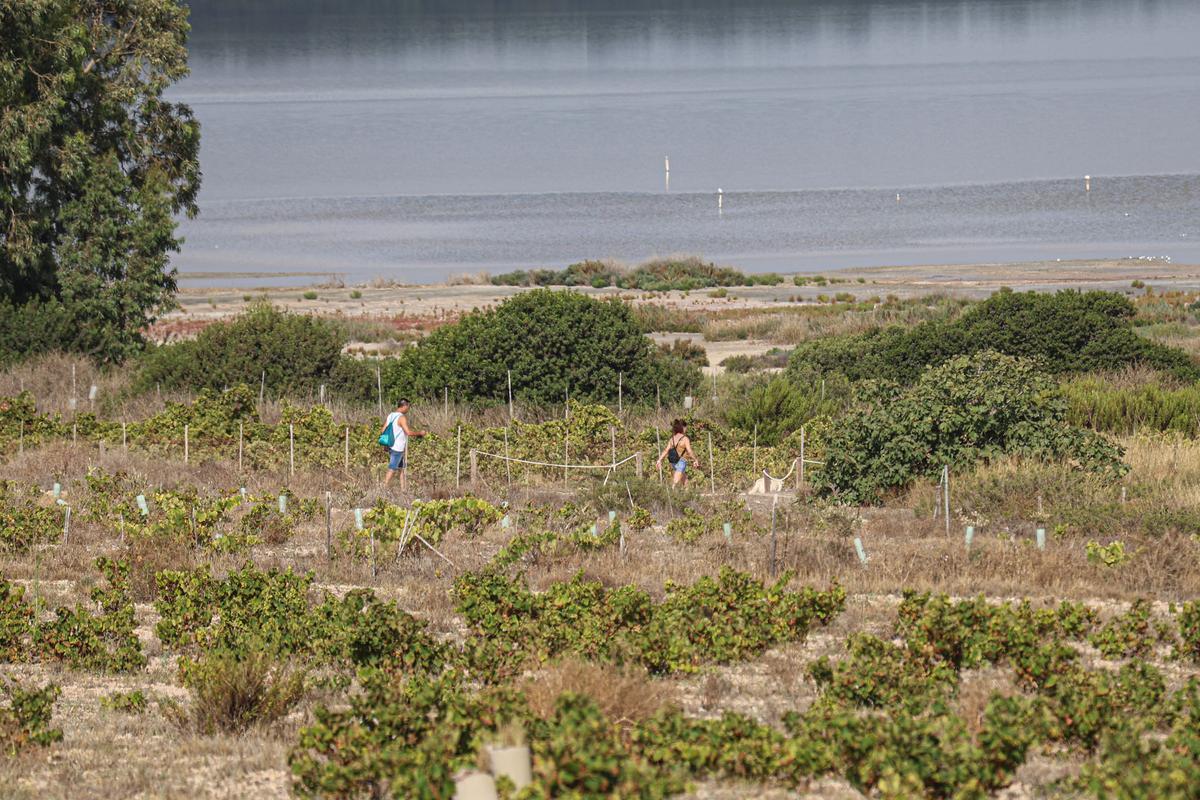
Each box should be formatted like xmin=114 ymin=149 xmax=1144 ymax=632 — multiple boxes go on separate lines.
xmin=352 ymin=290 xmax=701 ymax=405
xmin=0 ymin=0 xmax=200 ymax=363
xmin=814 ymin=351 xmax=1126 ymax=504
xmin=137 ymin=304 xmax=345 ymax=397
xmin=788 ymin=289 xmax=1200 ymax=384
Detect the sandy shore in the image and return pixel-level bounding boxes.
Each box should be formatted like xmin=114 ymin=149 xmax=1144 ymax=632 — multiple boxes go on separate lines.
xmin=171 ymin=259 xmax=1200 ymax=325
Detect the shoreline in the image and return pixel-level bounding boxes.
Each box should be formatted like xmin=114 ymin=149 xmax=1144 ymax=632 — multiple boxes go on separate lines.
xmin=171 ymin=258 xmax=1200 ymax=323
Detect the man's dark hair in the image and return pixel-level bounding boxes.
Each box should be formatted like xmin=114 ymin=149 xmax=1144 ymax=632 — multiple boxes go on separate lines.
xmin=397 ymin=398 xmax=410 ymax=407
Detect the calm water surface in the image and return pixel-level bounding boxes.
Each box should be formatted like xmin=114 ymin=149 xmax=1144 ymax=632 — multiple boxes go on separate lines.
xmin=174 ymin=0 xmax=1200 ymax=281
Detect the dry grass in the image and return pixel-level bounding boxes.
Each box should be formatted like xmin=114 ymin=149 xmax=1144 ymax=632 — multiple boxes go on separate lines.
xmin=522 ymin=658 xmax=675 ymax=725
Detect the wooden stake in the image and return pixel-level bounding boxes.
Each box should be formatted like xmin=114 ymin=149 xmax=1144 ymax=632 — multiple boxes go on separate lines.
xmin=455 ymin=426 xmax=462 ymax=489
xmin=376 ymin=367 xmax=383 ymax=417
xmin=121 ymin=421 xmax=127 ymax=450
xmin=444 ymin=385 xmax=448 ymax=415
xmin=707 ymin=432 xmax=715 ymax=494
xmin=943 ymin=465 xmax=951 ymax=535
xmin=610 ymin=426 xmax=617 ymax=468
xmin=183 ymin=423 xmax=188 ymax=464
xmin=469 ymin=449 xmax=478 ymax=486
xmin=289 ymin=423 xmax=295 ymax=476
xmin=325 ymin=491 xmax=332 ymax=559
xmin=344 ymin=426 xmax=349 ymax=471
xmin=635 ymin=452 xmax=643 ymax=477
xmin=503 ymin=427 xmax=512 ymax=488
xmin=618 ymin=372 xmax=623 ymax=414
xmin=752 ymin=424 xmax=758 ymax=475
xmin=259 ymin=371 xmax=266 ymax=405
xmin=655 ymin=428 xmax=663 ymax=482
xmin=507 ymin=369 xmax=514 ymax=421
xmin=238 ymin=421 xmax=244 ymax=472
xmin=799 ymin=425 xmax=806 ymax=486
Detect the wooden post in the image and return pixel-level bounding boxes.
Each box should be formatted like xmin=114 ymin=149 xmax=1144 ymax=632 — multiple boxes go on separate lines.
xmin=455 ymin=426 xmax=462 ymax=489
xmin=769 ymin=499 xmax=777 ymax=578
xmin=655 ymin=428 xmax=663 ymax=482
xmin=799 ymin=425 xmax=806 ymax=486
xmin=656 ymin=384 xmax=661 ymax=413
xmin=238 ymin=421 xmax=244 ymax=472
xmin=564 ymin=433 xmax=569 ymax=485
xmin=943 ymin=465 xmax=950 ymax=535
xmin=259 ymin=371 xmax=266 ymax=405
xmin=635 ymin=452 xmax=643 ymax=477
xmin=618 ymin=372 xmax=623 ymax=414
xmin=344 ymin=426 xmax=350 ymax=471
xmin=444 ymin=385 xmax=448 ymax=415
xmin=610 ymin=426 xmax=617 ymax=468
xmin=503 ymin=427 xmax=512 ymax=488
xmin=376 ymin=366 xmax=383 ymax=417
xmin=707 ymin=432 xmax=715 ymax=494
xmin=325 ymin=491 xmax=332 ymax=559
xmin=469 ymin=449 xmax=479 ymax=486
xmin=507 ymin=369 xmax=513 ymax=421
xmin=62 ymin=505 xmax=71 ymax=545
xmin=183 ymin=423 xmax=188 ymax=464
xmin=289 ymin=423 xmax=295 ymax=476
xmin=121 ymin=421 xmax=127 ymax=450
xmin=72 ymin=423 xmax=77 ymax=448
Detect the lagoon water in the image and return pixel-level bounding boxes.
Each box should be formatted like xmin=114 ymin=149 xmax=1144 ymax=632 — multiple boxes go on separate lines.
xmin=174 ymin=0 xmax=1200 ymax=282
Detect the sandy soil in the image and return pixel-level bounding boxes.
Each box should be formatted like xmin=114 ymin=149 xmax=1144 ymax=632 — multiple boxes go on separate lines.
xmin=170 ymin=259 xmax=1200 ymax=324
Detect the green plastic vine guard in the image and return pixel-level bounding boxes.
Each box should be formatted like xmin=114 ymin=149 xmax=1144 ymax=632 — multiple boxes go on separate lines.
xmin=608 ymin=510 xmax=616 ymax=523
xmin=354 ymin=508 xmax=364 ymax=530
xmin=723 ymin=522 xmax=732 ymax=543
xmin=52 ymin=482 xmax=61 ymax=499
xmin=1036 ymin=528 xmax=1046 ymax=549
xmin=135 ymin=495 xmax=148 ymax=516
xmin=965 ymin=526 xmax=975 ymax=549
xmin=501 ymin=515 xmax=511 ymax=529
xmin=239 ymin=487 xmax=247 ymax=503
xmin=278 ymin=494 xmax=287 ymax=514
xmin=853 ymin=537 xmax=868 ymax=565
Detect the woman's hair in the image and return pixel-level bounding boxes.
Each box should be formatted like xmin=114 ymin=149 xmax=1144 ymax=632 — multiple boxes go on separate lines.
xmin=671 ymin=419 xmax=686 ymax=434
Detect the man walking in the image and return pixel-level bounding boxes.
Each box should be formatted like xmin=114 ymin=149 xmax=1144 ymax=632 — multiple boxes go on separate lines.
xmin=382 ymin=399 xmax=426 ymax=491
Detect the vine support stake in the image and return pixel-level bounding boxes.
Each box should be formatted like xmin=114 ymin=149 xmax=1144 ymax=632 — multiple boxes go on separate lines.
xmin=325 ymin=491 xmax=332 ymax=560
xmin=708 ymin=432 xmax=715 ymax=495
xmin=72 ymin=423 xmax=77 ymax=448
xmin=635 ymin=452 xmax=643 ymax=477
xmin=610 ymin=426 xmax=617 ymax=470
xmin=259 ymin=370 xmax=266 ymax=406
xmin=655 ymin=427 xmax=663 ymax=483
xmin=564 ymin=432 xmax=569 ymax=486
xmin=375 ymin=366 xmax=382 ymax=417
xmin=503 ymin=427 xmax=512 ymax=489
xmin=769 ymin=496 xmax=778 ymax=577
xmin=469 ymin=449 xmax=479 ymax=486
xmin=444 ymin=385 xmax=449 ymax=415
xmin=183 ymin=423 xmax=188 ymax=464
xmin=618 ymin=372 xmax=623 ymax=414
xmin=455 ymin=426 xmax=462 ymax=489
xmin=799 ymin=425 xmax=806 ymax=487
xmin=121 ymin=421 xmax=127 ymax=450
xmin=344 ymin=426 xmax=350 ymax=471
xmin=943 ymin=465 xmax=951 ymax=535
xmin=507 ymin=370 xmax=514 ymax=422
xmin=238 ymin=421 xmax=244 ymax=472
xmin=62 ymin=505 xmax=71 ymax=545
xmin=289 ymin=423 xmax=295 ymax=477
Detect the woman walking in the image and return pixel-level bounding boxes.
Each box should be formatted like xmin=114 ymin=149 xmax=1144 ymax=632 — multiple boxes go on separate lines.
xmin=656 ymin=419 xmax=696 ymax=488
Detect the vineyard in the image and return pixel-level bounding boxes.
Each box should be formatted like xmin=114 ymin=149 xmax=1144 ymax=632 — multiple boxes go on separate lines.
xmin=5 ymin=289 xmax=1200 ymax=798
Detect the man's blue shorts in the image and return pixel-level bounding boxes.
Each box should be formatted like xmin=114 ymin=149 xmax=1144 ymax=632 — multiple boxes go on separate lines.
xmin=388 ymin=450 xmax=407 ymax=470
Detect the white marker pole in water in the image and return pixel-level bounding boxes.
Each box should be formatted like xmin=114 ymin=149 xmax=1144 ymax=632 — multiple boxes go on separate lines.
xmin=1085 ymin=175 xmax=1091 ymax=192
xmin=717 ymin=188 xmax=723 ymax=212
xmin=664 ymin=156 xmax=670 ymax=192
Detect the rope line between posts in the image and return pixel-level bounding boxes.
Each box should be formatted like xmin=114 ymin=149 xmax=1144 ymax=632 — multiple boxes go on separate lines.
xmin=761 ymin=457 xmax=824 ymax=483
xmin=472 ymin=450 xmax=639 ymax=470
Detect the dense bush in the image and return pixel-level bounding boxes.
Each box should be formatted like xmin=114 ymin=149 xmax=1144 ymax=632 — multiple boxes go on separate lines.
xmin=814 ymin=351 xmax=1126 ymax=504
xmin=491 ymin=257 xmax=782 ymax=291
xmin=0 ymin=300 xmax=75 ymax=367
xmin=788 ymin=289 xmax=1200 ymax=384
xmin=0 ymin=680 xmax=62 ymax=756
xmin=137 ymin=304 xmax=346 ymax=397
xmin=343 ymin=290 xmax=700 ymax=405
xmin=723 ymin=376 xmax=844 ymax=445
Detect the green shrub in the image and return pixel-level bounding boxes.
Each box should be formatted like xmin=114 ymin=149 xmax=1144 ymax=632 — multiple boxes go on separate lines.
xmin=814 ymin=351 xmax=1125 ymax=504
xmin=301 ymin=290 xmax=318 ymax=300
xmin=788 ymin=289 xmax=1200 ymax=385
xmin=33 ymin=557 xmax=145 ymax=672
xmin=137 ymin=303 xmax=346 ymax=397
xmin=358 ymin=290 xmax=700 ymax=405
xmin=1 ymin=680 xmax=62 ymax=755
xmin=723 ymin=376 xmax=843 ymax=445
xmin=100 ymin=689 xmax=149 ymax=714
xmin=1063 ymin=373 xmax=1200 ymax=435
xmin=349 ymin=289 xmax=362 ymax=299
xmin=1176 ymin=601 xmax=1200 ymax=662
xmin=658 ymin=337 xmax=708 ymax=366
